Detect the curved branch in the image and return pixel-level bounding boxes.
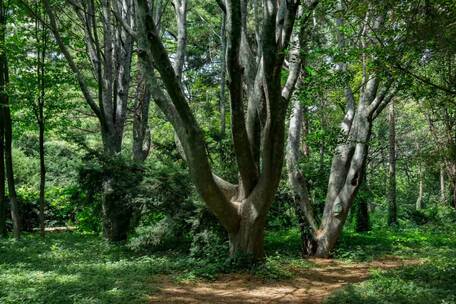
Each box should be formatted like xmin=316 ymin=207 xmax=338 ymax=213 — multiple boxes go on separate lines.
xmin=136 ymin=0 xmax=240 ymax=232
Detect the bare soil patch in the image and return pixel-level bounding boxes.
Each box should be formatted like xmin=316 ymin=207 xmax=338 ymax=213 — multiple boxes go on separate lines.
xmin=149 ymin=257 xmax=421 ymax=303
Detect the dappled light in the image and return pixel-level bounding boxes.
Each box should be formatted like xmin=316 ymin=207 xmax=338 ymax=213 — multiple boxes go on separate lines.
xmin=0 ymin=0 xmax=455 ymax=303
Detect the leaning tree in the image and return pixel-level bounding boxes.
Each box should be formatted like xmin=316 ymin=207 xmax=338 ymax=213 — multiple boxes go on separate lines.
xmin=287 ymin=1 xmax=399 ymax=257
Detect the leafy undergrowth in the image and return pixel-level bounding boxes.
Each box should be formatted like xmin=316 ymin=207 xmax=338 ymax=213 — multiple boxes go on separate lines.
xmin=1 ymin=225 xmax=455 ymax=304
xmin=324 ymin=226 xmax=456 ymax=304
xmin=0 ymin=232 xmax=312 ymax=303
xmin=0 ymin=233 xmax=176 ymax=304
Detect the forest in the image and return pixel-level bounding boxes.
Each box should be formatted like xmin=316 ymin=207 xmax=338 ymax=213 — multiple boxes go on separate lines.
xmin=0 ymin=0 xmax=455 ymax=303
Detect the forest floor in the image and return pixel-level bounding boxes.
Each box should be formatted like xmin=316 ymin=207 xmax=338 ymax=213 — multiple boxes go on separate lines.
xmin=0 ymin=225 xmax=455 ymax=304
xmin=149 ymin=257 xmax=422 ymax=303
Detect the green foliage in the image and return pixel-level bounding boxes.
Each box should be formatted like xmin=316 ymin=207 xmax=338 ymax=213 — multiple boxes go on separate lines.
xmin=0 ymin=233 xmax=176 ymax=304
xmin=325 ymin=226 xmax=456 ymax=304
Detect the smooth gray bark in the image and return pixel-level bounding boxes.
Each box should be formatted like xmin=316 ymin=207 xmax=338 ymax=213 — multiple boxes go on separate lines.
xmin=136 ymin=0 xmax=303 ymax=259
xmin=286 ymin=3 xmax=397 ymax=257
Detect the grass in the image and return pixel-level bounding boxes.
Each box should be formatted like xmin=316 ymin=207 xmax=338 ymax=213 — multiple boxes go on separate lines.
xmin=0 ymin=233 xmax=179 ymax=304
xmin=324 ymin=226 xmax=456 ymax=304
xmin=0 ymin=224 xmax=455 ymax=303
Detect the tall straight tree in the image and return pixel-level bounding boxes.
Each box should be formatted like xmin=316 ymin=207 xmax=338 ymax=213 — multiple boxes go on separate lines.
xmin=388 ymin=100 xmax=397 ymax=225
xmin=0 ymin=0 xmax=21 ymax=239
xmin=31 ymin=3 xmax=48 ymax=238
xmin=287 ymin=2 xmax=398 ymax=257
xmin=0 ymin=97 xmax=5 ymax=237
xmin=135 ymin=0 xmax=316 ymax=259
xmin=41 ymin=0 xmax=147 ymax=241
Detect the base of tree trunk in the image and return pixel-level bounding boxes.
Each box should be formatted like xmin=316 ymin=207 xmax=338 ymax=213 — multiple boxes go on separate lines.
xmin=228 ymin=219 xmax=266 ymax=262
xmin=355 ymin=199 xmax=370 ymax=232
xmin=102 ymin=178 xmax=132 ymax=242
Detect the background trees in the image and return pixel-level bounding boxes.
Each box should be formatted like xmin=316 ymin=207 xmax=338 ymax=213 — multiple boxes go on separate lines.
xmin=0 ymin=0 xmax=454 ymax=269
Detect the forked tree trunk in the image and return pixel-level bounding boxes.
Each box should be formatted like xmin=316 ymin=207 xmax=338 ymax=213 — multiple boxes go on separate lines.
xmin=136 ymin=0 xmax=304 ymax=262
xmin=44 ymin=0 xmax=137 ymax=242
xmin=314 ymin=108 xmax=372 ymax=257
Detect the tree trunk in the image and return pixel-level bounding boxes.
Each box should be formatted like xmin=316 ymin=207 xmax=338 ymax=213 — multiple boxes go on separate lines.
xmin=101 ymin=175 xmax=132 ymax=242
xmin=315 ymin=109 xmax=372 ymax=257
xmin=39 ymin=120 xmax=46 ymax=238
xmin=219 ymin=11 xmax=227 ymax=140
xmin=0 ymin=116 xmax=6 ymax=237
xmin=0 ymin=1 xmax=20 ymax=238
xmin=286 ymin=97 xmax=318 ymax=256
xmin=37 ymin=16 xmax=47 ymax=238
xmin=451 ymin=180 xmax=456 ymax=209
xmin=228 ymin=199 xmax=268 ymax=260
xmin=440 ymin=164 xmax=445 ymax=203
xmin=293 ymin=199 xmax=317 ymax=256
xmin=388 ymin=101 xmax=397 ymax=225
xmin=416 ymin=156 xmax=424 ymax=210
xmin=101 ymin=135 xmax=132 ymax=242
xmin=355 ymin=197 xmax=370 ymax=232
xmin=2 ymin=94 xmax=20 ymax=239
xmin=132 ymin=69 xmax=151 ymax=162
xmin=355 ymin=175 xmax=370 ymax=232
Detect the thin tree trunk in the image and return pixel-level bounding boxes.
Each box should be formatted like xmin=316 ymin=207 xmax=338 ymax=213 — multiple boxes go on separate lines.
xmin=36 ymin=10 xmax=47 ymax=238
xmin=355 ymin=174 xmax=370 ymax=232
xmin=1 ymin=84 xmax=20 ymax=239
xmin=416 ymin=174 xmax=424 ymax=210
xmin=440 ymin=164 xmax=445 ymax=203
xmin=219 ymin=11 xmax=227 ymax=139
xmin=286 ymin=97 xmax=318 ymax=256
xmin=451 ymin=179 xmax=456 ymax=209
xmin=0 ymin=115 xmax=6 ymax=237
xmin=416 ymin=144 xmax=424 ymax=210
xmin=132 ymin=69 xmax=151 ymax=162
xmin=388 ymin=101 xmax=397 ymax=225
xmin=38 ymin=120 xmax=45 ymax=238
xmin=0 ymin=0 xmax=20 ymax=239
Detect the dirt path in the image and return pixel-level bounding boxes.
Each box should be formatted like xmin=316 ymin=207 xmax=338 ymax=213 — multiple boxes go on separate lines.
xmin=149 ymin=257 xmax=421 ymax=304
